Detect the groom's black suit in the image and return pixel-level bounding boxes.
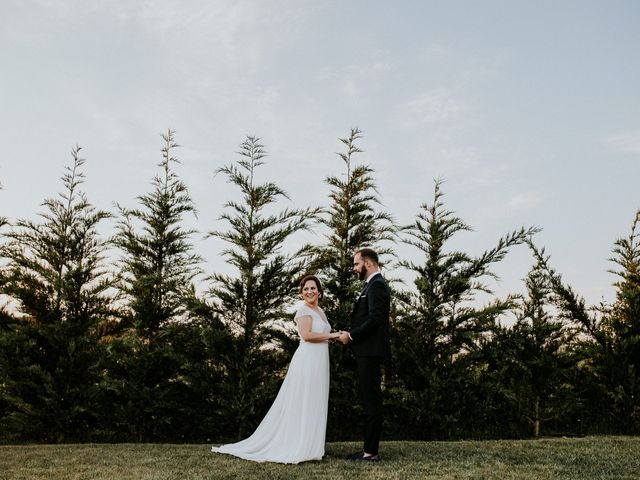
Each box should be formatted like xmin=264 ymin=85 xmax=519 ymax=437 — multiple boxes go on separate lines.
xmin=349 ymin=272 xmax=390 ymax=456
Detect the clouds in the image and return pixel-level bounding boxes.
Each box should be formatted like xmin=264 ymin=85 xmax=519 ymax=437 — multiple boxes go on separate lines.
xmin=604 ymin=130 xmax=640 ymax=155
xmin=399 ymin=88 xmax=466 ymax=128
xmin=1 ymin=0 xmax=638 ymax=307
xmin=477 ymin=191 xmax=545 ymax=224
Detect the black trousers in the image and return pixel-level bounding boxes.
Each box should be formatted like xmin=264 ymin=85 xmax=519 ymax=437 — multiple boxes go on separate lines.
xmin=356 ymin=356 xmax=383 ymax=455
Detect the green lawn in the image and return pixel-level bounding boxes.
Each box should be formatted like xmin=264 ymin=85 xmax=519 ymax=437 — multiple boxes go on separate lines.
xmin=0 ymin=437 xmax=638 ymax=480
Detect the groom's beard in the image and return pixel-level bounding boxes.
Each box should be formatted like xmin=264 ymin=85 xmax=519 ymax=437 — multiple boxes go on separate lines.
xmin=357 ymin=268 xmax=367 ymax=281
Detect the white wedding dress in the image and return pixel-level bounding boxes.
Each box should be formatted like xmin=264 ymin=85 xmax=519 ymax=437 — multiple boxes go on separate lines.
xmin=211 ymin=304 xmax=331 ymax=464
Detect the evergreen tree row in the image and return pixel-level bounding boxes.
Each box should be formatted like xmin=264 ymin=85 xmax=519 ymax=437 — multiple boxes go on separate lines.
xmin=0 ymin=129 xmax=638 ymax=443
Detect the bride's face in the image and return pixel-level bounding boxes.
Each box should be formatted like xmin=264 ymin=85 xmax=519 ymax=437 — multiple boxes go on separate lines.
xmin=301 ymin=280 xmax=320 ymax=304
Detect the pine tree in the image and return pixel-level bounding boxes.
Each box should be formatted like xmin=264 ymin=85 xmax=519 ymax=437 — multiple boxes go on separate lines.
xmin=531 ymin=210 xmax=640 ymax=433
xmin=0 ymin=180 xmax=7 ymax=229
xmin=109 ymin=130 xmax=205 ymax=441
xmin=482 ymin=259 xmax=579 ymax=437
xmin=302 ymin=128 xmax=397 ymax=440
xmin=208 ymin=135 xmax=319 ymax=439
xmin=605 ymin=209 xmax=640 ymax=432
xmin=115 ymin=129 xmax=202 ymax=336
xmin=392 ymin=179 xmax=539 ymax=438
xmin=305 ymin=128 xmax=396 ymax=327
xmin=0 ymin=146 xmax=115 ymax=442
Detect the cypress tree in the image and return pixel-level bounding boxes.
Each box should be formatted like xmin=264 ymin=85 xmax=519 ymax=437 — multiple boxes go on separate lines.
xmin=303 ymin=128 xmax=397 ymax=440
xmin=208 ymin=135 xmax=319 ymax=439
xmin=481 ymin=259 xmax=579 ymax=437
xmin=305 ymin=128 xmax=396 ymax=327
xmin=531 ymin=210 xmax=640 ymax=433
xmin=605 ymin=209 xmax=640 ymax=432
xmin=0 ymin=147 xmax=115 ymax=442
xmin=391 ymin=179 xmax=538 ymax=439
xmin=109 ymin=130 xmax=204 ymax=441
xmin=115 ymin=129 xmax=202 ymax=337
xmin=0 ymin=180 xmax=6 ymax=229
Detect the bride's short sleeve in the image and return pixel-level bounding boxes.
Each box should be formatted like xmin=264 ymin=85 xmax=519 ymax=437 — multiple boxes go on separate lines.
xmin=294 ymin=305 xmax=314 ymax=320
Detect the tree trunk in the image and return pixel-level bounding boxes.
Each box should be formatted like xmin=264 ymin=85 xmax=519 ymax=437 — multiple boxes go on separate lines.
xmin=533 ymin=396 xmax=540 ymax=438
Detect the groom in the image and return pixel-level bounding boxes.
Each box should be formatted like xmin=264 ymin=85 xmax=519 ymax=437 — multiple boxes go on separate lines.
xmin=339 ymin=247 xmax=390 ymax=462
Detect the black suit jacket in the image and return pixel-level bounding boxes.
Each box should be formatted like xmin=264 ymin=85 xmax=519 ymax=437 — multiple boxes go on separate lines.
xmin=350 ymin=273 xmax=391 ymax=358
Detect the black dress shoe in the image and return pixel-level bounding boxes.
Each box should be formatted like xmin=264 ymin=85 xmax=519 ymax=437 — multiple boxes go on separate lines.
xmin=344 ymin=452 xmax=364 ymax=460
xmin=357 ymin=454 xmax=380 ymax=462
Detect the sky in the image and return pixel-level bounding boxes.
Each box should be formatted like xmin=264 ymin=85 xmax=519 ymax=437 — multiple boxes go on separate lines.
xmin=1 ymin=0 xmax=639 ymax=310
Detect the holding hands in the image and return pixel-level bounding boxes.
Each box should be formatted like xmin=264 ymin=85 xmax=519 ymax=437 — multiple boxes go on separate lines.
xmin=331 ymin=331 xmax=351 ymax=345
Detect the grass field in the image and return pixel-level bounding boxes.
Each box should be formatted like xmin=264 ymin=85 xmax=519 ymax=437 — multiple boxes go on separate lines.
xmin=1 ymin=436 xmax=638 ymax=479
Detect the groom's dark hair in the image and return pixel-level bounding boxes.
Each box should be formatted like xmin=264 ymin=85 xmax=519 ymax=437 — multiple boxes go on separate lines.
xmin=355 ymin=247 xmax=379 ymax=265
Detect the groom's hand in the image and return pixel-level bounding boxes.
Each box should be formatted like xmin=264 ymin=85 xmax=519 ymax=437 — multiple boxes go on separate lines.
xmin=338 ymin=331 xmax=351 ymax=345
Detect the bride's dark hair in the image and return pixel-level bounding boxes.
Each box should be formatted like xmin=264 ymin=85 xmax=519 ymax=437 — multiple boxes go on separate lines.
xmin=299 ymin=274 xmax=323 ymax=300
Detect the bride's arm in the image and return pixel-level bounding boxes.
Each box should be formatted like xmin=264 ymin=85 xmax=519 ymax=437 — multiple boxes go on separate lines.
xmin=296 ymin=316 xmax=340 ymax=343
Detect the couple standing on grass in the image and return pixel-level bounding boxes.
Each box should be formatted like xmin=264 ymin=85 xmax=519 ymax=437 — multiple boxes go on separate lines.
xmin=211 ymin=247 xmax=391 ymax=464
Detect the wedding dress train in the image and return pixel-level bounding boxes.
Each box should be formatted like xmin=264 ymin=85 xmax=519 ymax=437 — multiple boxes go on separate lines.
xmin=211 ymin=305 xmax=331 ymax=464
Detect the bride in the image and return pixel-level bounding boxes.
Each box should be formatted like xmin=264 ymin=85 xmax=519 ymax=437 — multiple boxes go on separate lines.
xmin=211 ymin=274 xmax=340 ymax=464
